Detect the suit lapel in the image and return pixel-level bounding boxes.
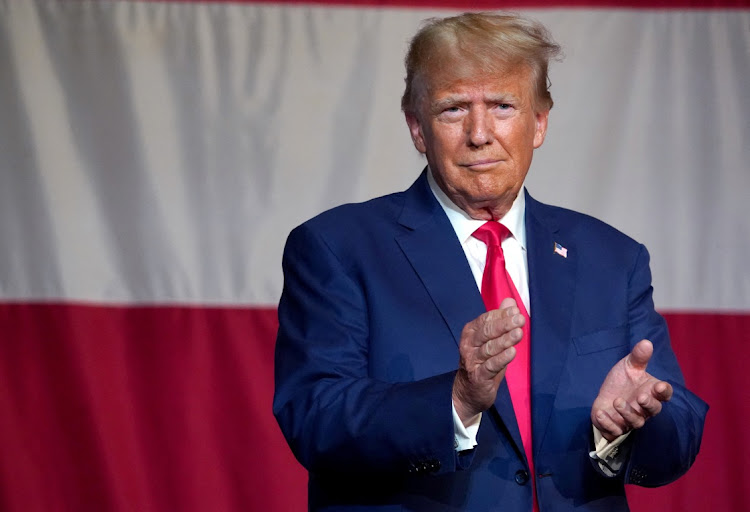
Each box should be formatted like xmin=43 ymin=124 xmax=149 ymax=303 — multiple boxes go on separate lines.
xmin=525 ymin=192 xmax=577 ymax=457
xmin=395 ymin=171 xmax=485 ymax=346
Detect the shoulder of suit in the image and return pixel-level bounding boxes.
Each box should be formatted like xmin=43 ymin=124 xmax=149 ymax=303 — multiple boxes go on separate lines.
xmin=283 ymin=190 xmax=411 ymax=274
xmin=527 ymin=194 xmax=641 ymax=249
xmin=303 ymin=190 xmax=406 ymax=231
xmin=285 ymin=190 xmax=409 ymax=257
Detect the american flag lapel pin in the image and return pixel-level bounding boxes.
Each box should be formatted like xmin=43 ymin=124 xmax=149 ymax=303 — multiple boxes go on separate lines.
xmin=553 ymin=242 xmax=568 ymax=258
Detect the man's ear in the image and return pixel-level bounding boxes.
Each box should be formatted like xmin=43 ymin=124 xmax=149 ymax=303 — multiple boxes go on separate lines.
xmin=533 ymin=109 xmax=550 ymax=149
xmin=405 ymin=112 xmax=427 ymax=154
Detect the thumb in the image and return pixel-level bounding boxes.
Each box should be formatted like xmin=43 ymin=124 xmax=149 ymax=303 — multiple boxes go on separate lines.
xmin=627 ymin=339 xmax=653 ymax=371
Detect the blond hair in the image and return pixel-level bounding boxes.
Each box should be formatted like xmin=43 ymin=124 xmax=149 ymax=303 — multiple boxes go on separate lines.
xmin=401 ymin=12 xmax=562 ymax=114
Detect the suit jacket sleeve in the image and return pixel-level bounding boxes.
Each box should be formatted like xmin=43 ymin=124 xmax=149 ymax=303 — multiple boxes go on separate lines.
xmin=272 ymin=221 xmax=460 ymax=477
xmin=620 ymin=244 xmax=709 ymax=486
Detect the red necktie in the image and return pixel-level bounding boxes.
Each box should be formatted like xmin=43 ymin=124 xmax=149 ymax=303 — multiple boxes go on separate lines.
xmin=473 ymin=222 xmax=537 ymax=511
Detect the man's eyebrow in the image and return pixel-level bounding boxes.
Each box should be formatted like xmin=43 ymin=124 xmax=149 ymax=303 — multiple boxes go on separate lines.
xmin=431 ymin=96 xmax=466 ymax=111
xmin=430 ymin=93 xmax=521 ymax=111
xmin=485 ymin=93 xmax=520 ymax=104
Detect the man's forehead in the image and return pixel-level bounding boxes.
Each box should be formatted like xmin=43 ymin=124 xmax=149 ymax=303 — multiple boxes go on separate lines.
xmin=426 ymin=68 xmax=533 ymax=101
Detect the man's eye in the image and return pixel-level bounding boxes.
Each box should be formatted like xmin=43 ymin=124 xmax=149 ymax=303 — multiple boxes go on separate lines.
xmin=437 ymin=106 xmax=464 ymax=120
xmin=497 ymin=103 xmax=512 ymax=110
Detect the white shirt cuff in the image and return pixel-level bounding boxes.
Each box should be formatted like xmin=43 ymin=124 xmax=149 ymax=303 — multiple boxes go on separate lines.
xmin=589 ymin=426 xmax=632 ymax=477
xmin=452 ymin=402 xmax=481 ymax=452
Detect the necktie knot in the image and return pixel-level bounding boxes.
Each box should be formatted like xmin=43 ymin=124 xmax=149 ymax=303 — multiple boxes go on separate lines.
xmin=472 ymin=221 xmax=510 ymax=247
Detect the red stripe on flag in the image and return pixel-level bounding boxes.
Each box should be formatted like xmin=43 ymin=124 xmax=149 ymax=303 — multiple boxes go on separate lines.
xmin=0 ymin=304 xmax=747 ymax=510
xmin=0 ymin=303 xmax=306 ymax=512
xmin=627 ymin=312 xmax=750 ymax=512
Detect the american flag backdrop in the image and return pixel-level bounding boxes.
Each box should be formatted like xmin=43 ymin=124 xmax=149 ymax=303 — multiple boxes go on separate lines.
xmin=0 ymin=0 xmax=748 ymax=510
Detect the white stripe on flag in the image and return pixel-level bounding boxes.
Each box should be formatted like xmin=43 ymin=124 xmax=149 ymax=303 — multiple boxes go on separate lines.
xmin=0 ymin=1 xmax=748 ymax=310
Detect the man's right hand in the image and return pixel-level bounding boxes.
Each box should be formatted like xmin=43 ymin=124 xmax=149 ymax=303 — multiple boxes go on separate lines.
xmin=452 ymin=297 xmax=526 ymax=425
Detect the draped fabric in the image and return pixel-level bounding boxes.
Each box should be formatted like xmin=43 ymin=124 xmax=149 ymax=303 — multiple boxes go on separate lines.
xmin=0 ymin=1 xmax=748 ymax=510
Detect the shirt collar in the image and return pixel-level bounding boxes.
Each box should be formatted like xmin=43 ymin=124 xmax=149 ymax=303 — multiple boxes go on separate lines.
xmin=427 ymin=167 xmax=527 ymax=249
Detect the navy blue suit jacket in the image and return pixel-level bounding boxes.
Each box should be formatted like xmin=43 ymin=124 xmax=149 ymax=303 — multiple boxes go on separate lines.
xmin=273 ymin=171 xmax=707 ymax=511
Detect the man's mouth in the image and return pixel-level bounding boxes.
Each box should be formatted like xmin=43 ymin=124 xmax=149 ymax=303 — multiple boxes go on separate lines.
xmin=463 ymin=159 xmax=501 ymax=170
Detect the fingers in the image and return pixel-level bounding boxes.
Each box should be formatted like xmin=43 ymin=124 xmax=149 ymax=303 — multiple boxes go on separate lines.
xmin=498 ymin=297 xmax=517 ymax=310
xmin=472 ymin=301 xmax=525 ymax=349
xmin=478 ymin=320 xmax=523 ymax=361
xmin=483 ymin=345 xmax=516 ymax=376
xmin=597 ymin=401 xmax=648 ymax=438
xmin=473 ymin=305 xmax=524 ymax=377
xmin=614 ymin=398 xmax=647 ymax=430
xmin=639 ymin=380 xmax=673 ymax=416
xmin=458 ymin=302 xmax=524 ymax=374
xmin=594 ymin=380 xmax=673 ymax=438
xmin=593 ymin=409 xmax=628 ymax=440
xmin=594 ymin=399 xmax=645 ymax=440
xmin=653 ymin=380 xmax=673 ymax=401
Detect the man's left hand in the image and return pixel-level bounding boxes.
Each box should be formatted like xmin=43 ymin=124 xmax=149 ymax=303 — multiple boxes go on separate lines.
xmin=591 ymin=339 xmax=673 ymax=442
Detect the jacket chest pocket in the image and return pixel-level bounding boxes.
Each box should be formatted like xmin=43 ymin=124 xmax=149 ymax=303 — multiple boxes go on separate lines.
xmin=572 ymin=325 xmax=628 ymax=355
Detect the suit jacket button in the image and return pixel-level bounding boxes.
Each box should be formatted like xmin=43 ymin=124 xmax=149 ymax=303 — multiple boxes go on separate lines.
xmin=514 ymin=469 xmax=529 ymax=485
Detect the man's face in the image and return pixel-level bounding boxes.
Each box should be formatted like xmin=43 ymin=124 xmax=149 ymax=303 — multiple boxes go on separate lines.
xmin=405 ymin=66 xmax=549 ymax=221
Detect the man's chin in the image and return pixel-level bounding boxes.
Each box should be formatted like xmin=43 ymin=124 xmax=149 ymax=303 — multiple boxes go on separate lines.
xmin=458 ymin=190 xmax=519 ymax=220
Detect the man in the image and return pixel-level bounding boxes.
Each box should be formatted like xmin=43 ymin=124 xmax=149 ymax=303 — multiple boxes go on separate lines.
xmin=273 ymin=12 xmax=707 ymax=511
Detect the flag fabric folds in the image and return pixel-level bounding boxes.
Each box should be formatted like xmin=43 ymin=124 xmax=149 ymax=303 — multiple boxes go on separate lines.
xmin=1 ymin=1 xmax=748 ymax=510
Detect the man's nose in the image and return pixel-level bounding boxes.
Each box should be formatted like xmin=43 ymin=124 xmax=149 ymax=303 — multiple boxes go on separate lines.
xmin=466 ymin=108 xmax=493 ymax=147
